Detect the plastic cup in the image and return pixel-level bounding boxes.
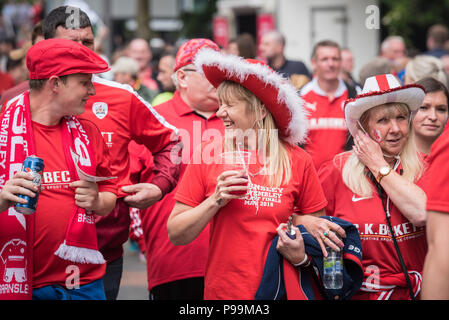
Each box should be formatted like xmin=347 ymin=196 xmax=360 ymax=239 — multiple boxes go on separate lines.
xmin=220 ymin=151 xmax=251 ymax=196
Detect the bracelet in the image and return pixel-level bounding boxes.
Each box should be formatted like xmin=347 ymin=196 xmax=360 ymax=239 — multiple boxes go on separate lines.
xmin=293 ymin=253 xmax=309 ymax=267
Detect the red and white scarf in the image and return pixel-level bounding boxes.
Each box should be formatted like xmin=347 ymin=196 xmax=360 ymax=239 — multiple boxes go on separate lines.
xmin=0 ymin=91 xmax=104 ymax=300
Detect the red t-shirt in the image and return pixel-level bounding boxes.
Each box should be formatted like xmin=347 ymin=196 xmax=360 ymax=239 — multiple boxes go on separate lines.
xmin=318 ymin=153 xmax=427 ymax=299
xmin=300 ymin=78 xmax=349 ymax=171
xmin=80 ymin=77 xmax=179 ymax=263
xmin=175 ymin=141 xmax=327 ymax=299
xmin=32 ymin=119 xmax=116 ymax=289
xmin=79 ymin=76 xmax=178 ymax=197
xmin=129 ymin=91 xmax=224 ymax=290
xmin=421 ymin=129 xmax=449 ymax=213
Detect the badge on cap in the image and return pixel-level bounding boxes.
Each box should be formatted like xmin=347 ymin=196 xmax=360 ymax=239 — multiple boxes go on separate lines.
xmin=92 ymin=102 xmax=108 ymax=119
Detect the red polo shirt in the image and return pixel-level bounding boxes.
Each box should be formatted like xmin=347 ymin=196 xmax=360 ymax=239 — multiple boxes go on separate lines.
xmin=129 ymin=90 xmax=224 ymax=291
xmin=300 ymin=78 xmax=350 ymax=171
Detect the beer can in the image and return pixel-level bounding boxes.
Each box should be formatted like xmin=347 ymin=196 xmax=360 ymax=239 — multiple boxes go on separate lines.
xmin=14 ymin=155 xmax=44 ymax=215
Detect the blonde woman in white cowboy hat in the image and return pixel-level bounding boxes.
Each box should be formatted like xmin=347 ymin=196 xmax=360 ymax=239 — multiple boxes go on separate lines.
xmin=167 ymin=49 xmax=346 ymax=300
xmin=318 ymin=73 xmax=428 ymax=300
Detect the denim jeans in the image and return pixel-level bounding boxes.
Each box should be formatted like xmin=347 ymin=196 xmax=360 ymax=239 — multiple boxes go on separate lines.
xmin=32 ymin=279 xmax=106 ymax=300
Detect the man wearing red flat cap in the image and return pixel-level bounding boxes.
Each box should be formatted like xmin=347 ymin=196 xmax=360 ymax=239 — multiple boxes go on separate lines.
xmin=0 ymin=6 xmax=181 ymax=300
xmin=0 ymin=38 xmax=117 ymax=300
xmin=128 ymin=38 xmax=224 ymax=300
xmin=40 ymin=6 xmax=182 ymax=300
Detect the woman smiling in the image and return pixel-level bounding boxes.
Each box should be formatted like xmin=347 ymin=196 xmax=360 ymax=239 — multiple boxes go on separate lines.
xmin=167 ymin=50 xmax=343 ymax=299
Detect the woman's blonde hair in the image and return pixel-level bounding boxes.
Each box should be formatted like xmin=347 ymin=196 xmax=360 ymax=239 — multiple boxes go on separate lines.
xmin=342 ymin=102 xmax=423 ymax=197
xmin=217 ymin=80 xmax=291 ymax=187
xmin=404 ymin=55 xmax=448 ymax=87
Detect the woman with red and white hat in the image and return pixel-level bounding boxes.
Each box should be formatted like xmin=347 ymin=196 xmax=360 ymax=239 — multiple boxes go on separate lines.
xmin=167 ymin=49 xmax=346 ymax=299
xmin=318 ymin=73 xmax=428 ymax=300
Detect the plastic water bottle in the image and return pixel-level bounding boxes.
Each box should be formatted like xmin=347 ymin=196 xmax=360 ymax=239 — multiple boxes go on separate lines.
xmin=323 ymin=243 xmax=343 ymax=289
xmin=286 ymin=215 xmax=296 ymax=239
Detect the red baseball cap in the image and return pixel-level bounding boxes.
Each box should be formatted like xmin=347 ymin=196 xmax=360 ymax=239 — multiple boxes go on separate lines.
xmin=174 ymin=38 xmax=219 ymax=71
xmin=26 ymin=38 xmax=110 ymax=80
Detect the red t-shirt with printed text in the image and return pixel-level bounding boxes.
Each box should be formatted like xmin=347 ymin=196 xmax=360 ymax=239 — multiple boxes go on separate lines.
xmin=32 ymin=119 xmax=116 ymax=289
xmin=175 ymin=141 xmax=327 ymax=299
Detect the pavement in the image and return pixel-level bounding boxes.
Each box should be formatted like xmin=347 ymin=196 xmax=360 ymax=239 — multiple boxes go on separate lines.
xmin=116 ymin=241 xmax=148 ymax=300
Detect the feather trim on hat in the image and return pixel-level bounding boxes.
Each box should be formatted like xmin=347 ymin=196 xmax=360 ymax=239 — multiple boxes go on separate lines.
xmin=344 ymin=83 xmax=425 ymax=108
xmin=344 ymin=83 xmax=425 ymax=137
xmin=194 ymin=48 xmax=309 ymax=145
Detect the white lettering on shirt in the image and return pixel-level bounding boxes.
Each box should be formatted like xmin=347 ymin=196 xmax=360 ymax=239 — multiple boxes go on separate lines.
xmin=308 ymin=118 xmax=347 ymax=130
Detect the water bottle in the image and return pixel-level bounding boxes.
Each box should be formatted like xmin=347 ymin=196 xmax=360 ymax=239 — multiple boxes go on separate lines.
xmin=286 ymin=215 xmax=296 ymax=239
xmin=323 ymin=241 xmax=343 ymax=289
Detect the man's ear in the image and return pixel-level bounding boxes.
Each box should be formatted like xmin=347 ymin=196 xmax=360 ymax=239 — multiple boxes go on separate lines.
xmin=176 ymin=70 xmax=188 ymax=88
xmin=47 ymin=76 xmax=61 ymax=93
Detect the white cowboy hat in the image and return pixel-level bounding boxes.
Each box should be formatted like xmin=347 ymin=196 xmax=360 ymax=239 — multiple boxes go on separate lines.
xmin=344 ymin=74 xmax=425 ymax=137
xmin=194 ymin=48 xmax=308 ymax=145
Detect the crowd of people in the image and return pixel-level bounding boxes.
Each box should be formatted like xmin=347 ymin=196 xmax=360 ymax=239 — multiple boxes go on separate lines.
xmin=0 ymin=2 xmax=449 ymax=301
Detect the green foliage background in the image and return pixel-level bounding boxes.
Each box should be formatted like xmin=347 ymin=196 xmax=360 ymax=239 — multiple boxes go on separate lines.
xmin=380 ymin=0 xmax=449 ymax=53
xmin=179 ymin=0 xmax=217 ymax=39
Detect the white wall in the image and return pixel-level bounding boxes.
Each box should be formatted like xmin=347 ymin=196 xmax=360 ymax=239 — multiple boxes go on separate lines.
xmin=277 ymin=0 xmax=379 ymax=83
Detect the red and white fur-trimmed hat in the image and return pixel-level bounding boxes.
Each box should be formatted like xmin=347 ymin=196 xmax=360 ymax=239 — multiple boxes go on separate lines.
xmin=344 ymin=74 xmax=425 ymax=137
xmin=194 ymin=48 xmax=308 ymax=145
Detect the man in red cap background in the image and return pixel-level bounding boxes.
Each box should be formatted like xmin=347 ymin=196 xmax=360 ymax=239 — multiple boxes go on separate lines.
xmin=0 ymin=38 xmax=117 ymax=300
xmin=40 ymin=6 xmax=182 ymax=300
xmin=128 ymin=38 xmax=224 ymax=300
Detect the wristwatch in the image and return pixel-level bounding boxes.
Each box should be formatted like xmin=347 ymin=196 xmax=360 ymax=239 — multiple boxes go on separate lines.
xmin=376 ymin=165 xmax=392 ymax=183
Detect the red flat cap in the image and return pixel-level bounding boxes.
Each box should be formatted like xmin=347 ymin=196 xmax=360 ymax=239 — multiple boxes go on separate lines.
xmin=26 ymin=38 xmax=110 ymax=80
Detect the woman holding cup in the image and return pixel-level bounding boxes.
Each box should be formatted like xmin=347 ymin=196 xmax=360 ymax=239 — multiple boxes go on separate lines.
xmin=167 ymin=49 xmax=345 ymax=300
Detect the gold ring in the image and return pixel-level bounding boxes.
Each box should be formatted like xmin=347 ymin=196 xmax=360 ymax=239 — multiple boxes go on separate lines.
xmin=323 ymin=229 xmax=331 ymax=237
